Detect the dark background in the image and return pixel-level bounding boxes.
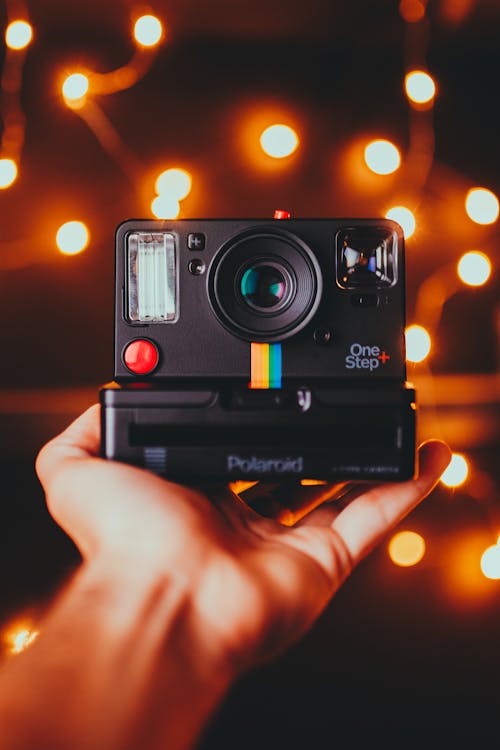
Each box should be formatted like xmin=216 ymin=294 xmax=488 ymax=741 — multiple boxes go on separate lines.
xmin=1 ymin=0 xmax=500 ymax=745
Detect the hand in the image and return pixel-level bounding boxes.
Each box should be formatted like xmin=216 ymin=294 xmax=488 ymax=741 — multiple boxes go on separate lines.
xmin=36 ymin=404 xmax=451 ymax=675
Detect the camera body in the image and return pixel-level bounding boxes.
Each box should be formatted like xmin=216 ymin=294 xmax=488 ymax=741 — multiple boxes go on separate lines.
xmin=100 ymin=218 xmax=416 ymax=481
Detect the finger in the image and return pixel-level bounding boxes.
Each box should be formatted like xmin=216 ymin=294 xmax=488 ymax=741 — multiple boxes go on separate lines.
xmin=330 ymin=439 xmax=451 ymax=566
xmin=238 ymin=480 xmax=350 ymax=526
xmin=204 ymin=483 xmax=286 ymax=535
xmin=36 ymin=403 xmax=101 ymax=486
xmin=295 ymin=482 xmax=369 ymax=527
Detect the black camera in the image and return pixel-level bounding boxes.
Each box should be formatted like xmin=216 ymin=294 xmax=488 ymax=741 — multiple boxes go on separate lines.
xmin=100 ymin=218 xmax=416 ymax=481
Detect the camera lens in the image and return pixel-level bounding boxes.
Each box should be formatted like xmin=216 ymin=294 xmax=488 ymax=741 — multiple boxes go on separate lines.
xmin=239 ymin=262 xmax=294 ymax=311
xmin=208 ymin=227 xmax=322 ymax=342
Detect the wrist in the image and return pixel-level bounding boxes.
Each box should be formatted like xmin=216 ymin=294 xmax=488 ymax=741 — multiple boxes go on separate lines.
xmin=81 ymin=554 xmax=234 ymax=749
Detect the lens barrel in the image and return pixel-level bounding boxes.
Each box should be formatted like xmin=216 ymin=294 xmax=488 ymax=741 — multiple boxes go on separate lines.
xmin=208 ymin=228 xmax=322 ymax=342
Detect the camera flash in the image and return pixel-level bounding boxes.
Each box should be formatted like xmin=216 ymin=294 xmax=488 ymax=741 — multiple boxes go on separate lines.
xmin=127 ymin=232 xmax=176 ymax=322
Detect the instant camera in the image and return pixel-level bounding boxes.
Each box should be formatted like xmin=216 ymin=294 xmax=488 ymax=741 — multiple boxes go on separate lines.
xmin=100 ymin=217 xmax=416 ymax=481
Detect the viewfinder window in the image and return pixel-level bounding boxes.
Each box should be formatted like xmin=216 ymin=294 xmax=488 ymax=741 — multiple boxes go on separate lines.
xmin=336 ymin=227 xmax=398 ymax=289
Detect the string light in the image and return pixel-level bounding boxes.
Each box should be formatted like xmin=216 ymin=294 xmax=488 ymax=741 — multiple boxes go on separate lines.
xmin=480 ymin=543 xmax=500 ymax=580
xmin=133 ymin=15 xmax=164 ymax=47
xmin=386 ymin=206 xmax=416 ymax=238
xmin=155 ymin=168 xmax=192 ymax=200
xmin=457 ymin=251 xmax=492 ymax=287
xmin=405 ymin=324 xmax=431 ymax=363
xmin=259 ymin=124 xmax=299 ymax=158
xmin=364 ymin=139 xmax=401 ymax=175
xmin=56 ymin=221 xmax=89 ymax=255
xmin=388 ymin=531 xmax=426 ymax=567
xmin=440 ymin=453 xmax=469 ymax=488
xmin=399 ymin=0 xmax=426 ymax=23
xmin=404 ymin=70 xmax=436 ymax=106
xmin=0 ymin=158 xmax=18 ymax=189
xmin=151 ymin=195 xmax=180 ymax=219
xmin=465 ymin=187 xmax=499 ymax=225
xmin=4 ymin=623 xmax=39 ymax=654
xmin=5 ymin=20 xmax=33 ymax=50
xmin=62 ymin=74 xmax=89 ymax=105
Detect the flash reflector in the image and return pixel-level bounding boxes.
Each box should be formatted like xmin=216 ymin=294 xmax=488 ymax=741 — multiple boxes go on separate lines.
xmin=127 ymin=232 xmax=176 ymax=322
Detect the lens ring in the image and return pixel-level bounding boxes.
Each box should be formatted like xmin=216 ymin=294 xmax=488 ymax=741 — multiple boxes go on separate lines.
xmin=208 ymin=227 xmax=322 ymax=342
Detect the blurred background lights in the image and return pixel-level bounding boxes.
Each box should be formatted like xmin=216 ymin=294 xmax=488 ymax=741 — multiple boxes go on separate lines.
xmin=480 ymin=544 xmax=500 ymax=580
xmin=364 ymin=139 xmax=401 ymax=175
xmin=405 ymin=324 xmax=431 ymax=363
xmin=259 ymin=124 xmax=299 ymax=158
xmin=4 ymin=624 xmax=39 ymax=655
xmin=404 ymin=70 xmax=436 ymax=105
xmin=62 ymin=73 xmax=89 ymax=103
xmin=465 ymin=187 xmax=499 ymax=225
xmin=155 ymin=168 xmax=192 ymax=200
xmin=151 ymin=195 xmax=181 ymax=219
xmin=457 ymin=251 xmax=492 ymax=287
xmin=5 ymin=20 xmax=33 ymax=50
xmin=56 ymin=221 xmax=89 ymax=255
xmin=0 ymin=158 xmax=18 ymax=189
xmin=133 ymin=15 xmax=163 ymax=47
xmin=399 ymin=0 xmax=426 ymax=23
xmin=388 ymin=531 xmax=426 ymax=567
xmin=386 ymin=206 xmax=416 ymax=238
xmin=440 ymin=453 xmax=469 ymax=488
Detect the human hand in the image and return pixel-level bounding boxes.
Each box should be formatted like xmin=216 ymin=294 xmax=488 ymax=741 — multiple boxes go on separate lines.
xmin=36 ymin=404 xmax=451 ymax=676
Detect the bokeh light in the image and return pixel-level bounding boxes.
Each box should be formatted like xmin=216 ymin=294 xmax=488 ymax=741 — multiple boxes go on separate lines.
xmin=155 ymin=168 xmax=192 ymax=200
xmin=5 ymin=20 xmax=33 ymax=50
xmin=62 ymin=73 xmax=89 ymax=103
xmin=151 ymin=195 xmax=181 ymax=219
xmin=0 ymin=158 xmax=18 ymax=189
xmin=480 ymin=544 xmax=500 ymax=580
xmin=4 ymin=623 xmax=39 ymax=654
xmin=388 ymin=531 xmax=426 ymax=567
xmin=457 ymin=251 xmax=492 ymax=287
xmin=399 ymin=0 xmax=426 ymax=23
xmin=133 ymin=15 xmax=163 ymax=47
xmin=404 ymin=70 xmax=436 ymax=106
xmin=259 ymin=124 xmax=299 ymax=158
xmin=386 ymin=206 xmax=416 ymax=238
xmin=440 ymin=453 xmax=469 ymax=488
xmin=405 ymin=324 xmax=431 ymax=363
xmin=465 ymin=187 xmax=499 ymax=225
xmin=56 ymin=221 xmax=89 ymax=255
xmin=364 ymin=139 xmax=401 ymax=175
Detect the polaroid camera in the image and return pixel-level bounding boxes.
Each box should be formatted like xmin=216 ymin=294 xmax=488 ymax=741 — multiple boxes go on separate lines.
xmin=100 ymin=216 xmax=416 ymax=481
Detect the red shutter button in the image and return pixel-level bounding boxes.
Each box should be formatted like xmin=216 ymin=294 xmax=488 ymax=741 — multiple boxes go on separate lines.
xmin=274 ymin=209 xmax=291 ymax=219
xmin=123 ymin=339 xmax=159 ymax=375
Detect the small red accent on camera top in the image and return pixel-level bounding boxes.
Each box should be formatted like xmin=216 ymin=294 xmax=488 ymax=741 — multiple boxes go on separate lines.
xmin=123 ymin=339 xmax=159 ymax=375
xmin=274 ymin=210 xmax=291 ymax=219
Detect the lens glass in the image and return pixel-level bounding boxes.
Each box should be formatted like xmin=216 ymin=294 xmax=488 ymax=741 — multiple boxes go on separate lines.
xmin=240 ymin=264 xmax=287 ymax=310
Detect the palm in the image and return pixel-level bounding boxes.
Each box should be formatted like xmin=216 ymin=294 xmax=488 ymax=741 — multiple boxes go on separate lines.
xmin=36 ymin=405 xmax=450 ymax=671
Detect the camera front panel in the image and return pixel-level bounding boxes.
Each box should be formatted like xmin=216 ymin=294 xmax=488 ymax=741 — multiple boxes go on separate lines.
xmin=114 ymin=218 xmax=406 ymax=382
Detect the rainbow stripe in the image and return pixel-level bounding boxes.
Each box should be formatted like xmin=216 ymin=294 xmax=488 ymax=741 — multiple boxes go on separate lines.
xmin=250 ymin=342 xmax=282 ymax=389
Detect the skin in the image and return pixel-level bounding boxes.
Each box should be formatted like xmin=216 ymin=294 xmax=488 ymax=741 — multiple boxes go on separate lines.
xmin=0 ymin=404 xmax=450 ymax=750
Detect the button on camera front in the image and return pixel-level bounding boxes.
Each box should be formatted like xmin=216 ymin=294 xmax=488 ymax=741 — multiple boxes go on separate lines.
xmin=187 ymin=233 xmax=206 ymax=251
xmin=123 ymin=339 xmax=159 ymax=375
xmin=313 ymin=327 xmax=334 ymax=345
xmin=188 ymin=258 xmax=205 ymax=275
